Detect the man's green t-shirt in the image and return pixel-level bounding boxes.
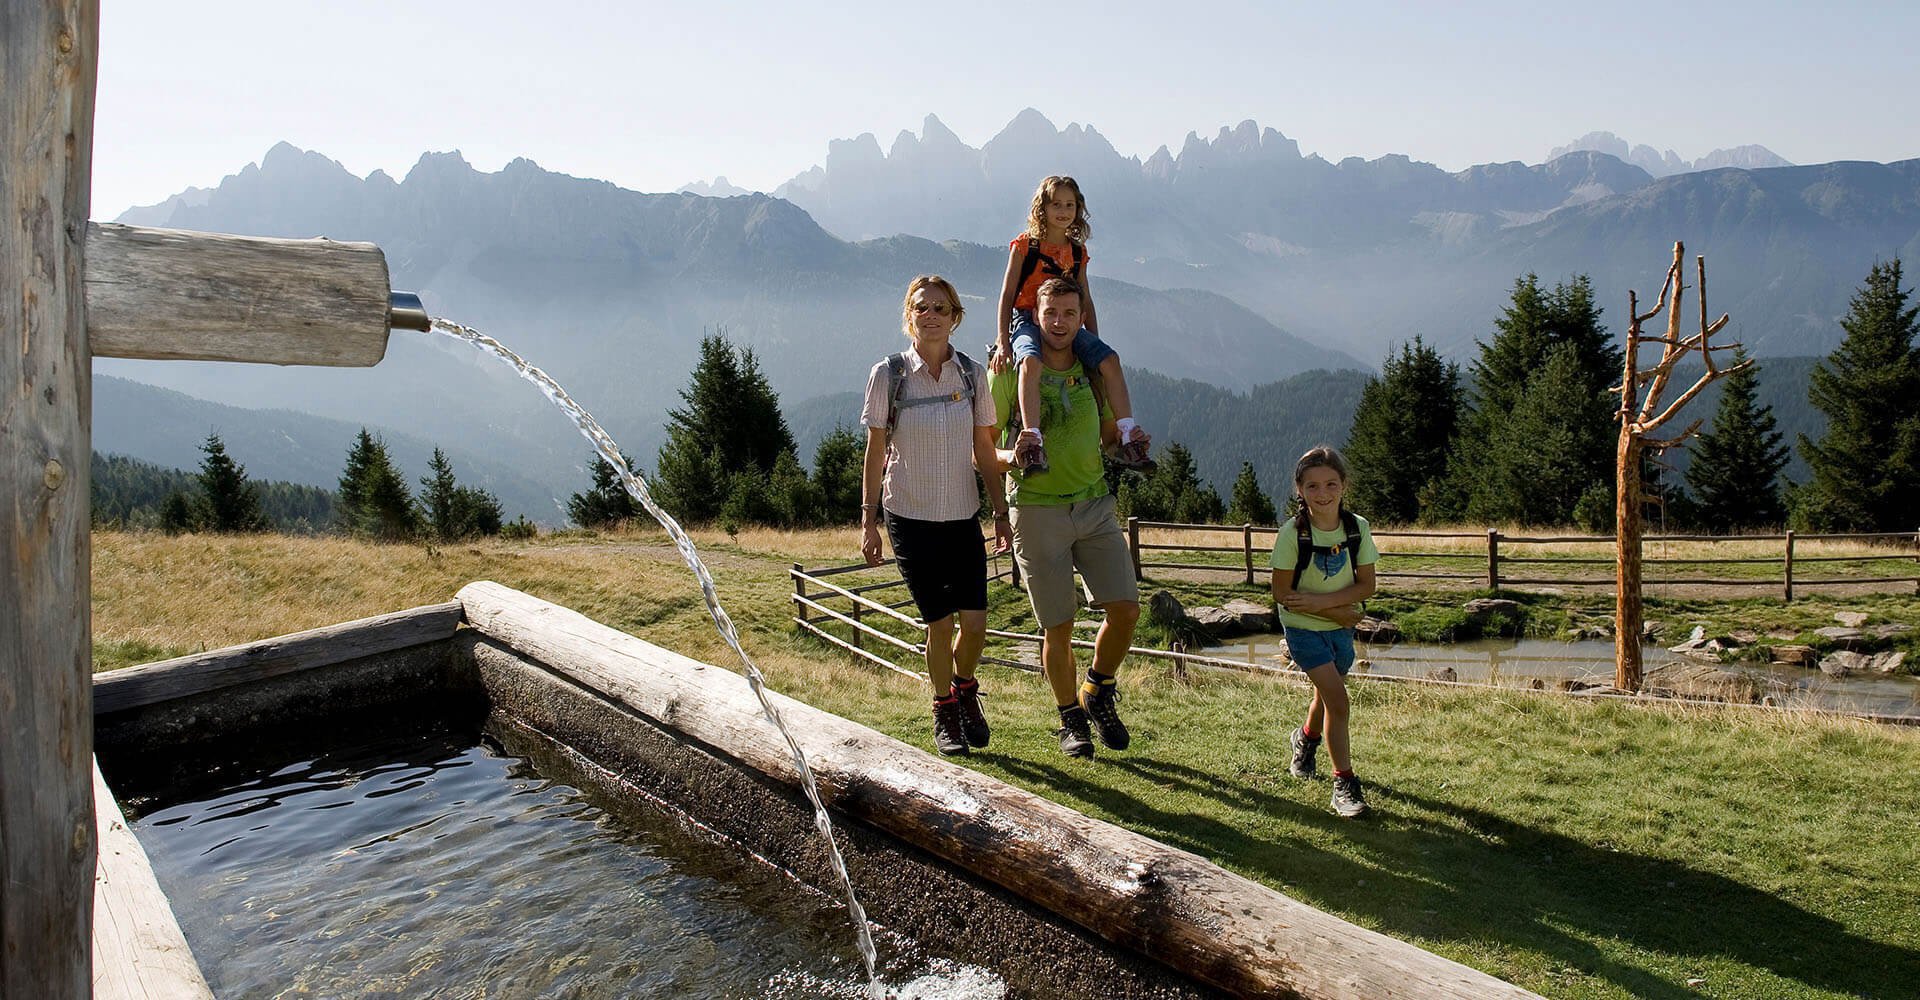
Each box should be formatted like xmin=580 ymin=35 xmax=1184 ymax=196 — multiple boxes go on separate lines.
xmin=988 ymin=360 xmax=1111 ymax=507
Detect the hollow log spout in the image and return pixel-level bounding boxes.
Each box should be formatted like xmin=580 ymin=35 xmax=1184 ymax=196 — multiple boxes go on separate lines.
xmin=84 ymin=222 xmax=423 ymax=366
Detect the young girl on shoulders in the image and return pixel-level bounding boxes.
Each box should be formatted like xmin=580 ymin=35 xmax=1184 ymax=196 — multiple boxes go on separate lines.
xmin=1269 ymin=446 xmax=1378 ymax=818
xmin=991 ymin=175 xmax=1149 ymax=472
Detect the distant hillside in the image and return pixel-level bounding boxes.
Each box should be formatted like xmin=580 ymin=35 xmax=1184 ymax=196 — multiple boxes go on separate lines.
xmin=772 ymin=110 xmax=1920 ymax=360
xmin=94 ymin=374 xmax=568 ymax=521
xmin=92 ymin=452 xmax=334 ymax=531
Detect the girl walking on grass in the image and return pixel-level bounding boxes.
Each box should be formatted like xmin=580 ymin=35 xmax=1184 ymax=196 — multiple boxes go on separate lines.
xmin=1270 ymin=446 xmax=1378 ymax=818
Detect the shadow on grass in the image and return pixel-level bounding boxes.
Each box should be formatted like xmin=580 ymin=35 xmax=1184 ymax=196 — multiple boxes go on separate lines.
xmin=992 ymin=752 xmax=1919 ymax=999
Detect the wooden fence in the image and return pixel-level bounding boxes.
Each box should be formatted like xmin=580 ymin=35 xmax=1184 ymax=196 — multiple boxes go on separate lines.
xmin=1126 ymin=519 xmax=1920 ymax=601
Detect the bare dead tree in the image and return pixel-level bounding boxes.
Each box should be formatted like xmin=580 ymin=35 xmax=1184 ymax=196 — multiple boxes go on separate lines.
xmin=1613 ymin=242 xmax=1749 ymax=690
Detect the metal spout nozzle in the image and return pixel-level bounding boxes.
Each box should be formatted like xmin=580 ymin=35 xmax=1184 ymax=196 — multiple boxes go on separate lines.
xmin=388 ymin=291 xmax=431 ymax=332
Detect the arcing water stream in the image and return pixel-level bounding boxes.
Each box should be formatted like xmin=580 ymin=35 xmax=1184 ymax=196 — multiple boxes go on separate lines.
xmin=429 ymin=320 xmax=885 ymax=998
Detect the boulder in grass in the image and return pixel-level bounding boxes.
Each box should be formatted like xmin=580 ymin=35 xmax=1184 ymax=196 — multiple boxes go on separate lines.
xmin=1463 ymin=598 xmax=1522 ymax=618
xmin=1220 ymin=599 xmax=1277 ymax=633
xmin=1770 ymin=645 xmax=1819 ymax=668
xmin=1190 ymin=606 xmax=1245 ymax=634
xmin=1873 ymin=651 xmax=1909 ymax=675
xmin=1426 ymin=666 xmax=1458 ymax=682
xmin=1872 ymin=623 xmax=1913 ymax=640
xmin=1354 ymin=616 xmax=1402 ymax=643
xmin=1834 ymin=611 xmax=1870 ymax=628
xmin=1814 ymin=626 xmax=1870 ymax=650
xmin=1819 ymin=650 xmax=1872 ymax=677
xmin=1146 ymin=589 xmax=1186 ymax=625
xmin=1644 ymin=661 xmax=1766 ymax=704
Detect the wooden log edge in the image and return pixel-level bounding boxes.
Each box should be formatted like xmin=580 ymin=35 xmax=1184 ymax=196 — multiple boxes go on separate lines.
xmin=457 ymin=581 xmax=1540 ymax=1000
xmin=92 ymin=760 xmax=214 ymax=1000
xmin=92 ymin=601 xmax=465 ymax=715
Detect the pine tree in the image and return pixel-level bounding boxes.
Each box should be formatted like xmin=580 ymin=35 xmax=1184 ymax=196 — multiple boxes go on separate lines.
xmin=656 ymin=332 xmax=797 ymax=523
xmin=811 ymin=426 xmax=866 ymax=525
xmin=1435 ymin=273 xmax=1620 ymax=523
xmin=1796 ymin=259 xmax=1920 ymax=531
xmin=159 ymin=491 xmax=198 ymax=534
xmin=1226 ymin=462 xmax=1277 ymax=526
xmin=1128 ymin=443 xmax=1223 ymax=524
xmin=1344 ymin=337 xmax=1462 ymax=524
xmin=195 ymin=433 xmax=268 ymax=532
xmin=1468 ymin=344 xmax=1613 ymax=525
xmin=337 ymin=429 xmax=418 ymax=540
xmin=1685 ymin=349 xmax=1789 ymax=531
xmin=567 ymin=453 xmax=643 ymax=529
xmin=421 ymin=448 xmax=503 ymax=539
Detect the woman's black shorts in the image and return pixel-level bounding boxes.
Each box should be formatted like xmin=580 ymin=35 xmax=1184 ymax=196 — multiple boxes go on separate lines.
xmin=884 ymin=512 xmax=988 ymax=624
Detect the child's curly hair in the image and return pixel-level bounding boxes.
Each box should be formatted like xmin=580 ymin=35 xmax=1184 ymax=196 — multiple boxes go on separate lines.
xmin=1026 ymin=175 xmax=1091 ymax=243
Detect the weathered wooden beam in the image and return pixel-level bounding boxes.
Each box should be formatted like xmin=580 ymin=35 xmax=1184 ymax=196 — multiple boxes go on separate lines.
xmin=93 ymin=601 xmax=465 ymax=715
xmin=84 ymin=222 xmax=396 ymax=366
xmin=458 ymin=581 xmax=1541 ymax=1000
xmin=91 ymin=761 xmax=213 ymax=1000
xmin=2 ymin=2 xmax=100 ymax=996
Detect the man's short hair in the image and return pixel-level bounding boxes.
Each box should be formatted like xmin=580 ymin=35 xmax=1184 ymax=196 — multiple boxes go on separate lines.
xmin=1035 ymin=277 xmax=1082 ymax=306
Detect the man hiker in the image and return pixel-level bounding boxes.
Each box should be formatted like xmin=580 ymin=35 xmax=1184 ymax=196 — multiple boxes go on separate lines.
xmin=989 ymin=277 xmax=1149 ymax=758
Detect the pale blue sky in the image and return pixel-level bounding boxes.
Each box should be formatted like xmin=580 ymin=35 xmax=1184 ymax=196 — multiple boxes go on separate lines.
xmin=92 ymin=0 xmax=1920 ymax=218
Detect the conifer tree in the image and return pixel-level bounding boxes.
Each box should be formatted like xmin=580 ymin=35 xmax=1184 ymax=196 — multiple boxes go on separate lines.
xmin=195 ymin=433 xmax=268 ymax=532
xmin=1433 ymin=274 xmax=1619 ymax=523
xmin=1344 ymin=337 xmax=1461 ymax=524
xmin=1226 ymin=462 xmax=1277 ymax=526
xmin=811 ymin=426 xmax=865 ymax=525
xmin=159 ymin=490 xmax=198 ymax=535
xmin=567 ymin=453 xmax=642 ymax=529
xmin=656 ymin=332 xmax=797 ymax=523
xmin=337 ymin=429 xmax=418 ymax=540
xmin=1127 ymin=443 xmax=1224 ymax=524
xmin=1685 ymin=348 xmax=1789 ymax=531
xmin=1796 ymin=259 xmax=1920 ymax=531
xmin=1468 ymin=344 xmax=1612 ymax=525
xmin=421 ymin=448 xmax=504 ymax=539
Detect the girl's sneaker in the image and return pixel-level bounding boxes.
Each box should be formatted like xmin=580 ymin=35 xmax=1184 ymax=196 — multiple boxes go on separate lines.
xmin=1331 ymin=774 xmax=1370 ymax=818
xmin=1116 ymin=436 xmax=1156 ymax=473
xmin=1013 ymin=430 xmax=1048 ymax=472
xmin=1288 ymin=727 xmax=1321 ymax=779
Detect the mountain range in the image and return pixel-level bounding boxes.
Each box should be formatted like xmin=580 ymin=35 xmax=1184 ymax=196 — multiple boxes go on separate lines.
xmin=1545 ymin=131 xmax=1793 ymax=178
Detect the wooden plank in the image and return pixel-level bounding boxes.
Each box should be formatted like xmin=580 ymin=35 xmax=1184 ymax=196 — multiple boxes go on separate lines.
xmin=93 ymin=601 xmax=464 ymax=714
xmin=84 ymin=223 xmax=393 ymax=366
xmin=2 ymin=4 xmax=100 ymax=996
xmin=91 ymin=762 xmax=213 ymax=1000
xmin=457 ymin=582 xmax=1537 ymax=999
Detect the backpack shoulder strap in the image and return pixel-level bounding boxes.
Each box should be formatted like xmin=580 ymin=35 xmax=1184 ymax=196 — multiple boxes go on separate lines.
xmin=1014 ymin=234 xmax=1048 ymax=295
xmin=1071 ymin=240 xmax=1087 ymax=276
xmin=884 ymin=352 xmax=910 ymax=437
xmin=952 ymin=348 xmax=979 ymax=404
xmin=1340 ymin=508 xmax=1363 ymax=558
xmin=1291 ymin=512 xmax=1314 ymax=590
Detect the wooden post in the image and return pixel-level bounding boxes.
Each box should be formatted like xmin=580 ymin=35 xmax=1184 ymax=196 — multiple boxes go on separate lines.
xmin=1486 ymin=529 xmax=1500 ymax=589
xmin=3 ymin=3 xmax=99 ymax=996
xmin=1242 ymin=522 xmax=1255 ymax=584
xmin=791 ymin=563 xmax=806 ymax=622
xmin=1782 ymin=531 xmax=1795 ymax=602
xmin=1128 ymin=516 xmax=1142 ymax=580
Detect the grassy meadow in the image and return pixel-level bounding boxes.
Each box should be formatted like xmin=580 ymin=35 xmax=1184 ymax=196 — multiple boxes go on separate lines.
xmin=91 ymin=526 xmax=1920 ymax=999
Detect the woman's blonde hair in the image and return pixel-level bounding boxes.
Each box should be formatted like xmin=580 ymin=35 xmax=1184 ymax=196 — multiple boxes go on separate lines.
xmin=900 ymin=275 xmax=965 ymax=336
xmin=1025 ymin=175 xmax=1090 ymax=243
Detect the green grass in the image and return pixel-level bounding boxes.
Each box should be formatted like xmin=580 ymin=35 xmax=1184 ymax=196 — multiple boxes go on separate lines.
xmin=92 ymin=527 xmax=1920 ymax=998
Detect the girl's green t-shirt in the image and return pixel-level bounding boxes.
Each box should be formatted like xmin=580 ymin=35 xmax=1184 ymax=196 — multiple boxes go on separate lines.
xmin=1268 ymin=513 xmax=1378 ymax=631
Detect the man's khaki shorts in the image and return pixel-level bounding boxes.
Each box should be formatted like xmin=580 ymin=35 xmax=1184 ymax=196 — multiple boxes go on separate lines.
xmin=1010 ymin=493 xmax=1140 ymax=629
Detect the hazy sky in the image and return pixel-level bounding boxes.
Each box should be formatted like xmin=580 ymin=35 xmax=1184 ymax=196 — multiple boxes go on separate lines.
xmin=91 ymin=0 xmax=1920 ymax=219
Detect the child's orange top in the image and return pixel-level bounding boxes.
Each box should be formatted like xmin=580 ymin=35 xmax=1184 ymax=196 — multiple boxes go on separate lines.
xmin=1010 ymin=234 xmax=1088 ymax=312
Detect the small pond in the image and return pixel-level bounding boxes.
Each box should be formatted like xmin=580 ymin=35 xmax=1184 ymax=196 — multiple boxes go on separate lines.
xmin=1199 ymin=637 xmax=1920 ymax=721
xmin=110 ymin=720 xmax=1005 ymax=999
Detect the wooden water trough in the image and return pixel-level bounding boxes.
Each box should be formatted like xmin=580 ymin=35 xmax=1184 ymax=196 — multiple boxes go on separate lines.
xmin=88 ymin=583 xmax=1542 ymax=999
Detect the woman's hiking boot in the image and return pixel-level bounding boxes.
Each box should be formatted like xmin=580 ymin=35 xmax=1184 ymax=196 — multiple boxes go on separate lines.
xmin=1055 ymin=705 xmax=1095 ymax=759
xmin=932 ymin=698 xmax=970 ymax=756
xmin=1078 ymin=679 xmax=1130 ymax=751
xmin=1331 ymin=774 xmax=1370 ymax=818
xmin=951 ymin=678 xmax=990 ymax=748
xmin=1288 ymin=727 xmax=1321 ymax=779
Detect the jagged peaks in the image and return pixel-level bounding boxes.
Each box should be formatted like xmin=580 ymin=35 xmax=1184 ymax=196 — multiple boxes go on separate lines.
xmin=825 ymin=132 xmax=885 ymax=170
xmin=403 ymin=149 xmax=477 ymax=185
xmin=919 ymin=113 xmax=963 ymax=147
xmin=988 ymin=107 xmax=1060 ymax=147
xmin=257 ymin=141 xmax=361 ymax=181
xmin=1547 ymin=131 xmax=1792 ymax=177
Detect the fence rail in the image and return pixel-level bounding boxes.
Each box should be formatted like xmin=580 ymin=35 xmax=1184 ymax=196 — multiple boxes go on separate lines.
xmin=1125 ymin=518 xmax=1920 ymax=601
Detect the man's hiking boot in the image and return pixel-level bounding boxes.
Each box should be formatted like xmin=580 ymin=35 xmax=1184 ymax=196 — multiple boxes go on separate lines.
xmin=1055 ymin=705 xmax=1095 ymax=759
xmin=1116 ymin=436 xmax=1156 ymax=474
xmin=952 ymin=679 xmax=990 ymax=748
xmin=1288 ymin=727 xmax=1321 ymax=779
xmin=932 ymin=698 xmax=970 ymax=756
xmin=1013 ymin=429 xmax=1049 ymax=473
xmin=1331 ymin=774 xmax=1370 ymax=818
xmin=1079 ymin=680 xmax=1131 ymax=751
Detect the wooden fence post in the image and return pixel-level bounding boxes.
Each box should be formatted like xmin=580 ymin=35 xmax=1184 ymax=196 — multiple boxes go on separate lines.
xmin=1486 ymin=528 xmax=1501 ymax=590
xmin=1129 ymin=516 xmax=1142 ymax=580
xmin=792 ymin=563 xmax=805 ymax=620
xmin=1782 ymin=532 xmax=1794 ymax=603
xmin=3 ymin=3 xmax=99 ymax=995
xmin=1243 ymin=523 xmax=1255 ymax=584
